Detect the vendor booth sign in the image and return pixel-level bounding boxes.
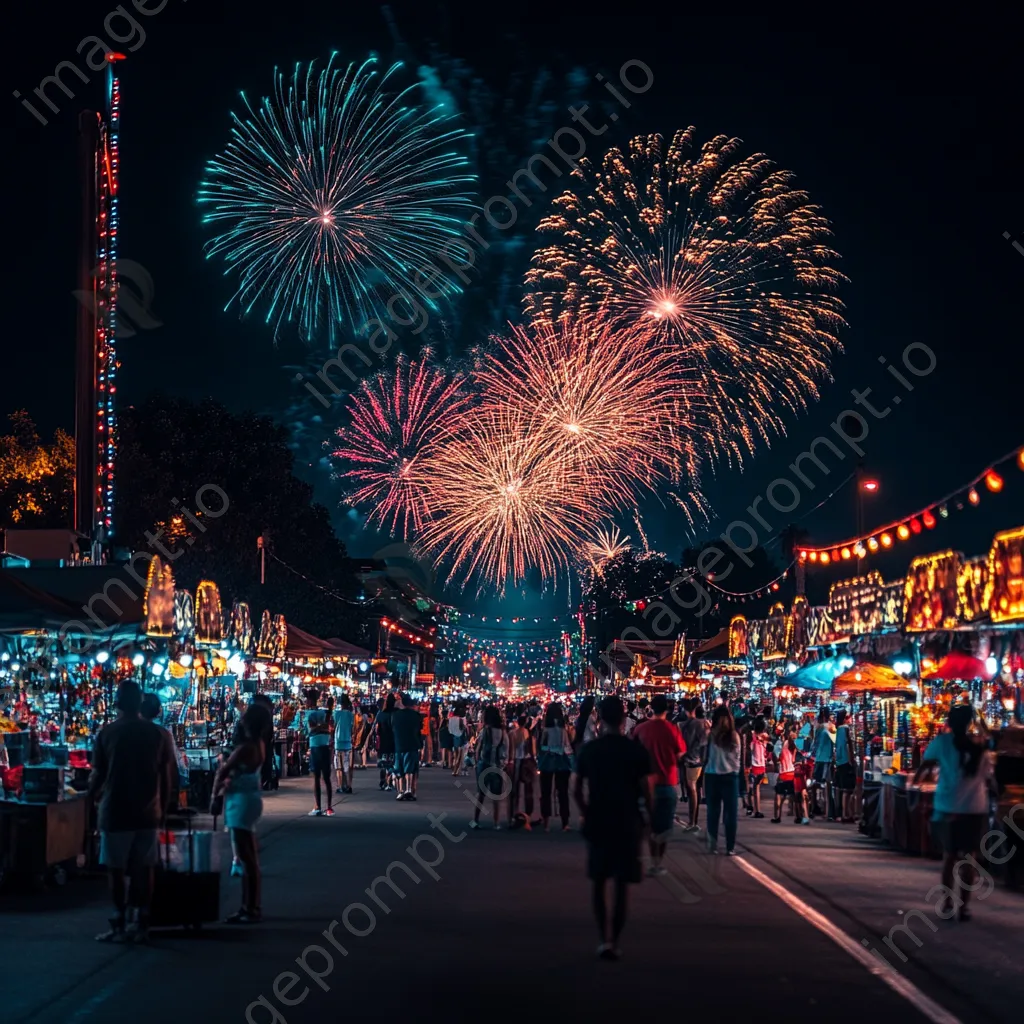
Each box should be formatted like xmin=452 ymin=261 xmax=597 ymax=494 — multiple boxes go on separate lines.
xmin=143 ymin=556 xmax=175 ymax=637
xmin=904 ymin=550 xmax=961 ymax=632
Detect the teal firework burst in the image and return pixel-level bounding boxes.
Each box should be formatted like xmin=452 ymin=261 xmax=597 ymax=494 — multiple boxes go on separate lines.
xmin=199 ymin=55 xmax=477 ymax=340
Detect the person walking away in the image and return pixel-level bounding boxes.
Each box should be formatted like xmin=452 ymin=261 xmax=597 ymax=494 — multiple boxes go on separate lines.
xmin=633 ymin=694 xmax=686 ymax=875
xmin=392 ymin=694 xmax=423 ymax=801
xmin=470 ymin=706 xmax=508 ymax=829
xmin=438 ymin=705 xmax=453 ymax=769
xmin=574 ymin=697 xmax=652 ymax=960
xmin=350 ymin=706 xmax=365 ymax=771
xmin=704 ymin=705 xmax=741 ymax=855
xmin=428 ymin=701 xmax=441 ymax=766
xmin=140 ymin=693 xmax=182 ymax=810
xmin=810 ymin=708 xmax=837 ymax=819
xmin=448 ymin=703 xmax=469 ymax=776
xmin=623 ymin=701 xmax=641 ymax=737
xmin=772 ymin=725 xmax=800 ymax=823
xmin=834 ymin=709 xmax=857 ymax=822
xmin=369 ymin=695 xmax=397 ymax=790
xmin=248 ymin=694 xmax=276 ymax=790
xmin=748 ymin=717 xmax=768 ymax=818
xmin=90 ymin=681 xmax=175 ymax=942
xmin=574 ymin=696 xmax=598 ymax=753
xmin=508 ymin=714 xmax=537 ymax=829
xmin=303 ymin=690 xmax=333 ymax=817
xmin=214 ymin=707 xmax=265 ymax=923
xmin=680 ymin=703 xmax=710 ymax=832
xmin=538 ymin=702 xmax=573 ymax=831
xmin=334 ymin=694 xmax=355 ymax=794
xmin=914 ymin=704 xmax=995 ymax=921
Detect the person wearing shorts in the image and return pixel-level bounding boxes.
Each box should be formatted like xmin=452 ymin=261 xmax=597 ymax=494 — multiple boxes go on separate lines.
xmin=747 ymin=717 xmax=768 ymax=818
xmin=772 ymin=727 xmax=800 ymax=823
xmin=680 ymin=703 xmax=710 ymax=832
xmin=303 ymin=692 xmax=333 ymax=817
xmin=391 ymin=694 xmax=423 ymax=801
xmin=90 ymin=680 xmax=175 ymax=942
xmin=633 ymin=695 xmax=686 ymax=875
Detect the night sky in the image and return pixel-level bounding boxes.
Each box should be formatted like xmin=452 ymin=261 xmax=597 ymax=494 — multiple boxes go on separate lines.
xmin=7 ymin=3 xmax=1022 ymax=617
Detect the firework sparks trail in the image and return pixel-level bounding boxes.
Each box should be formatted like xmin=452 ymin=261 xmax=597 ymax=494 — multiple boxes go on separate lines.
xmin=524 ymin=128 xmax=846 ymax=461
xmin=474 ymin=317 xmax=704 ymax=508
xmin=199 ymin=54 xmax=477 ymax=340
xmin=330 ymin=353 xmax=473 ymax=537
xmin=413 ymin=403 xmax=603 ymax=593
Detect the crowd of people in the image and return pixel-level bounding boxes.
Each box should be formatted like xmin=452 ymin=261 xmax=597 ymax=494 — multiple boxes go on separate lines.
xmin=84 ymin=681 xmax=998 ymax=953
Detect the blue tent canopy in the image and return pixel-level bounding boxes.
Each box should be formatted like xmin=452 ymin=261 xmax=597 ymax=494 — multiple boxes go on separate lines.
xmin=786 ymin=656 xmax=851 ymax=691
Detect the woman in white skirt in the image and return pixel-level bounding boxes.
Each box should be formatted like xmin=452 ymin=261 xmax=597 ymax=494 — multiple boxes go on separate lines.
xmin=214 ymin=708 xmax=265 ymax=923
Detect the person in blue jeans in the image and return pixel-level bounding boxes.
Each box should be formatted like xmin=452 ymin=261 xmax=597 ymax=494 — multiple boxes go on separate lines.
xmin=704 ymin=705 xmax=741 ymax=855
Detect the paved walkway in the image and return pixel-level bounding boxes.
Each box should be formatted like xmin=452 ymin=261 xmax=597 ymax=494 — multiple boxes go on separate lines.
xmin=3 ymin=768 xmax=1019 ymax=1024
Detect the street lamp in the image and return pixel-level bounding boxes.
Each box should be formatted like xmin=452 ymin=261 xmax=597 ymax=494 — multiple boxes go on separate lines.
xmin=856 ymin=468 xmax=880 ymax=570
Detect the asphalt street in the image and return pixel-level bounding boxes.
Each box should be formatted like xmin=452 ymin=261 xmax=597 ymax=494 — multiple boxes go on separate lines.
xmin=3 ymin=768 xmax=1019 ymax=1024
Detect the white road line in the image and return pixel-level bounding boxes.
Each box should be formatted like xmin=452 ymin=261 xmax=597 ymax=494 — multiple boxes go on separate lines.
xmin=732 ymin=855 xmax=962 ymax=1024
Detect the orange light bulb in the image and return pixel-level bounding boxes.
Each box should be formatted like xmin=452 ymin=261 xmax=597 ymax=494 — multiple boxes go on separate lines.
xmin=984 ymin=470 xmax=1003 ymax=493
xmin=881 ymin=533 xmax=893 ymax=548
xmin=867 ymin=536 xmax=879 ymax=551
xmin=820 ymin=552 xmax=830 ymax=564
xmin=968 ymin=488 xmax=980 ymax=505
xmin=841 ymin=547 xmax=852 ymax=560
xmin=897 ymin=524 xmax=910 ymax=540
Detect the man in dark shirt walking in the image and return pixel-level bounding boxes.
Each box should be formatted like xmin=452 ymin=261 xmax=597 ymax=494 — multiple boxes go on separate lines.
xmin=574 ymin=696 xmax=653 ymax=961
xmin=89 ymin=680 xmax=175 ymax=942
xmin=391 ymin=694 xmax=423 ymax=802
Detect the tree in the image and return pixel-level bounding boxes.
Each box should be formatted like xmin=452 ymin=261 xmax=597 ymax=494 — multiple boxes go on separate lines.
xmin=0 ymin=411 xmax=75 ymax=527
xmin=115 ymin=397 xmax=367 ymax=642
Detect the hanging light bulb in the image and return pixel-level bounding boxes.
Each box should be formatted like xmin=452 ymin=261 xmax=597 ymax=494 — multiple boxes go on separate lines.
xmin=867 ymin=536 xmax=879 ymax=552
xmin=820 ymin=551 xmax=831 ymax=564
xmin=910 ymin=518 xmax=922 ymax=534
xmin=132 ymin=653 xmax=145 ymax=667
xmin=881 ymin=532 xmax=893 ymax=548
xmin=984 ymin=470 xmax=1003 ymax=493
xmin=939 ymin=504 xmax=949 ymax=518
xmin=841 ymin=547 xmax=852 ymax=560
xmin=897 ymin=524 xmax=911 ymax=540
xmin=968 ymin=488 xmax=980 ymax=505
xmin=922 ymin=510 xmax=936 ymax=529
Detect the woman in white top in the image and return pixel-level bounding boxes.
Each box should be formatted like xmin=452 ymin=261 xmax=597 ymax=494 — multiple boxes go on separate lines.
xmin=915 ymin=705 xmax=995 ymax=921
xmin=704 ymin=705 xmax=742 ymax=855
xmin=448 ymin=704 xmax=468 ymax=777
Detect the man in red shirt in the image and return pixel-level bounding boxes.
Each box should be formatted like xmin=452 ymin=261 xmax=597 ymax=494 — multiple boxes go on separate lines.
xmin=633 ymin=694 xmax=686 ymax=875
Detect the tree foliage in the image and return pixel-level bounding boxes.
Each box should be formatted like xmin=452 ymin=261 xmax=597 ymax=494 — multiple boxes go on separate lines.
xmin=115 ymin=397 xmax=367 ymax=642
xmin=0 ymin=411 xmax=75 ymax=527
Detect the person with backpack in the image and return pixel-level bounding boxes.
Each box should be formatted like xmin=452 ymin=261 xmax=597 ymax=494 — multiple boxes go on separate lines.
xmin=469 ymin=705 xmax=509 ymax=830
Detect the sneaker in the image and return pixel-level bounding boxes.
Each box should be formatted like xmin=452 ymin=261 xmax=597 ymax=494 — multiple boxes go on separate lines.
xmin=800 ymin=817 xmax=811 ymax=825
xmin=396 ymin=792 xmax=406 ymax=801
xmin=469 ymin=820 xmax=480 ymax=829
xmin=335 ymin=786 xmax=345 ymax=795
xmin=308 ymin=808 xmax=323 ymax=816
xmin=95 ymin=918 xmax=128 ymax=943
xmin=225 ymin=908 xmax=261 ymax=924
xmin=754 ymin=812 xmax=765 ymax=819
xmin=343 ymin=786 xmax=354 ymax=794
xmin=494 ymin=823 xmax=502 ymax=831
xmin=407 ymin=794 xmax=418 ymax=802
xmin=726 ymin=849 xmax=738 ymax=856
xmin=562 ymin=824 xmax=572 ymax=832
xmin=230 ymin=858 xmax=245 ymax=877
xmin=597 ymin=942 xmax=613 ymax=959
xmin=770 ymin=817 xmax=781 ymax=823
xmin=324 ymin=807 xmax=335 ymax=817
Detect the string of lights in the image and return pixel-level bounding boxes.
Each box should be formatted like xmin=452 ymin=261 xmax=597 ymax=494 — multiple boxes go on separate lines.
xmin=798 ymin=448 xmax=1023 ymax=565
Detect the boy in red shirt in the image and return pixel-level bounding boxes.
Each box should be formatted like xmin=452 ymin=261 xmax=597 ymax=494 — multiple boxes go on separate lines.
xmin=633 ymin=694 xmax=686 ymax=875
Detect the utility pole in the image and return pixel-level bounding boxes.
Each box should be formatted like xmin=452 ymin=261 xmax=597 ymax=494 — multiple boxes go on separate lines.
xmin=257 ymin=533 xmax=268 ymax=585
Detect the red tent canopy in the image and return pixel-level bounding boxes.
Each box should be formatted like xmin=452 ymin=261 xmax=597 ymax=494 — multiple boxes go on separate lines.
xmin=922 ymin=652 xmax=993 ymax=681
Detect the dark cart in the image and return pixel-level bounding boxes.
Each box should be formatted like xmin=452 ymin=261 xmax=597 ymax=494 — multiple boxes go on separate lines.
xmin=0 ymin=794 xmax=88 ymax=887
xmin=149 ymin=810 xmax=220 ymax=930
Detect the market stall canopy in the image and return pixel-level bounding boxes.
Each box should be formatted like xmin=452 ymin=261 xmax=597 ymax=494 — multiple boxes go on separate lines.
xmin=921 ymin=652 xmax=994 ymax=682
xmin=691 ymin=628 xmax=729 ymax=656
xmin=787 ymin=657 xmax=846 ymax=691
xmin=2 ymin=566 xmax=144 ymax=632
xmin=286 ymin=624 xmax=330 ymax=659
xmin=0 ymin=570 xmax=83 ymax=631
xmin=832 ymin=663 xmax=916 ymax=697
xmin=325 ymin=637 xmax=374 ymax=661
